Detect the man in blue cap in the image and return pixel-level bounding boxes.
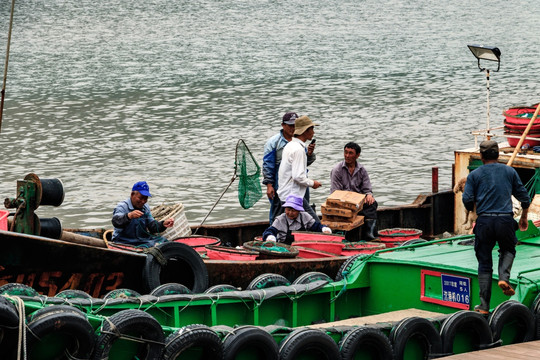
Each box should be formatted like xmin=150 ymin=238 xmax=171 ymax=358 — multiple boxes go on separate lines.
xmin=112 ymin=181 xmax=174 ymax=246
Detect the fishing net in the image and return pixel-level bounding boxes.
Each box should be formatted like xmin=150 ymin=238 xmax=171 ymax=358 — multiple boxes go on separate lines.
xmin=235 ymin=139 xmax=262 ymax=209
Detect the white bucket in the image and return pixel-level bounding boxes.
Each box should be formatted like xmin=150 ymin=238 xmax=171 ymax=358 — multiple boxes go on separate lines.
xmin=151 ymin=203 xmax=191 ymax=240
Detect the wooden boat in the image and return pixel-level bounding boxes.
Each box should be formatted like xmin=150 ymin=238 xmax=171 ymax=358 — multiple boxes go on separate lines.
xmin=4 ymin=225 xmax=540 ymax=359
xmin=0 ymin=181 xmax=454 ymax=296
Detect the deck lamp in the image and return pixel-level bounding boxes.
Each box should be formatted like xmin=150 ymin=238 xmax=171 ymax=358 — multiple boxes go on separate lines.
xmin=467 ymin=45 xmax=501 ymax=140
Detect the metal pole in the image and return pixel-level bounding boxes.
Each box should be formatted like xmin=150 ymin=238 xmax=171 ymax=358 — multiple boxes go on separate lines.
xmin=485 ymin=69 xmax=491 ymax=139
xmin=0 ymin=0 xmax=17 ymax=133
xmin=432 ymin=167 xmax=439 ymax=193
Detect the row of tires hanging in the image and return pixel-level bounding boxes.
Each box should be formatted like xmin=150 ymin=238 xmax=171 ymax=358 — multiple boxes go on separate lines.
xmin=0 ymin=295 xmax=538 ymax=360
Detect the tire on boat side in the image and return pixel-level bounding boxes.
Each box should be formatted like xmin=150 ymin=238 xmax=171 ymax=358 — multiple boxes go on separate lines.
xmin=335 ymin=254 xmax=371 ymax=281
xmin=162 ymin=324 xmax=223 ymax=360
xmin=205 ymin=284 xmax=239 ymax=293
xmin=531 ymin=292 xmax=540 ymax=340
xmin=247 ymin=273 xmax=291 ymax=290
xmin=389 ymin=317 xmax=442 ymax=360
xmin=292 ymin=271 xmax=332 ymax=285
xmin=222 ymin=325 xmax=278 ymax=360
xmin=279 ymin=328 xmax=340 ymax=360
xmin=489 ymin=300 xmax=535 ymax=344
xmin=150 ymin=283 xmax=191 ymax=296
xmin=439 ymin=310 xmax=493 ymax=355
xmin=338 ymin=326 xmax=393 ymax=360
xmin=143 ymin=242 xmax=209 ymax=294
xmin=55 ymin=289 xmax=93 ymax=300
xmin=103 ymin=288 xmax=142 ymax=300
xmin=25 ymin=305 xmax=95 ymax=359
xmin=0 ymin=296 xmax=20 ymax=358
xmin=0 ymin=283 xmax=40 ymax=297
xmin=91 ymin=309 xmax=165 ymax=359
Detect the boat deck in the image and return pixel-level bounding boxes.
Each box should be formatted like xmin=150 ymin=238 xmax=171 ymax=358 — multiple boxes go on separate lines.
xmin=307 ymin=308 xmax=445 ymax=329
xmin=438 ymin=340 xmax=540 ymax=359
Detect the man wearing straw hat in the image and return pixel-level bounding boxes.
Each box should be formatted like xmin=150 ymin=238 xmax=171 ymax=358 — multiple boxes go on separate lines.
xmin=462 ymin=140 xmax=530 ymax=314
xmin=262 ymin=112 xmax=316 ymax=223
xmin=276 ymin=115 xmax=321 ymax=221
xmin=112 ymin=181 xmax=174 ymax=247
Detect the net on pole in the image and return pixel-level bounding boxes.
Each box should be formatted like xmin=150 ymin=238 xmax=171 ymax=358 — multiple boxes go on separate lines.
xmin=235 ymin=139 xmax=262 ymax=209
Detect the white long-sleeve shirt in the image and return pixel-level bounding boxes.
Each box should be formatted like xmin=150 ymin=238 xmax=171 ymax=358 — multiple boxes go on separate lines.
xmin=277 ymin=137 xmax=314 ymax=200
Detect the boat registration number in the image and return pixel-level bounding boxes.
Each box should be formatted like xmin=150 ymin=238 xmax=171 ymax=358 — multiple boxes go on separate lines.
xmin=420 ymin=270 xmax=470 ymax=310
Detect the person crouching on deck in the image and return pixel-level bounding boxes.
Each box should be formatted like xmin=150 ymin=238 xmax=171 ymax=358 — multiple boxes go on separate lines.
xmin=262 ymin=194 xmax=332 ymax=245
xmin=112 ymin=181 xmax=174 ymax=247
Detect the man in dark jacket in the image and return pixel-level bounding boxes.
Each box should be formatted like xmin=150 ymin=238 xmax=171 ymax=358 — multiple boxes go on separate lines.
xmin=462 ymin=140 xmax=530 ymax=314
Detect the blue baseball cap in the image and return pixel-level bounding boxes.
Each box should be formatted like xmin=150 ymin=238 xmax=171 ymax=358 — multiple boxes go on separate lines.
xmin=132 ymin=181 xmax=152 ymax=197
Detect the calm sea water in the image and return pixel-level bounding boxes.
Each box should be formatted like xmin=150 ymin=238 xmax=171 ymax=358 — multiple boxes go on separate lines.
xmin=1 ymin=0 xmax=540 ymax=229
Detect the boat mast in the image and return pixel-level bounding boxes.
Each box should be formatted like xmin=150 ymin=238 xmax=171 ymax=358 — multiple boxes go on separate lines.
xmin=0 ymin=0 xmax=16 ymax=133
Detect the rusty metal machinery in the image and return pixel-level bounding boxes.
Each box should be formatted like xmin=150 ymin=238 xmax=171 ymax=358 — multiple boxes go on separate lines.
xmin=4 ymin=173 xmax=64 ymax=238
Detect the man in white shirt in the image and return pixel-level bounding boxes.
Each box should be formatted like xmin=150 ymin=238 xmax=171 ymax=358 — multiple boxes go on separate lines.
xmin=277 ymin=115 xmax=322 ymax=220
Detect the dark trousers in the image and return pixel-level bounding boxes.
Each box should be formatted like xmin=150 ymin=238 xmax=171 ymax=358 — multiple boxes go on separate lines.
xmin=473 ymin=215 xmax=518 ymax=274
xmin=359 ymin=200 xmax=378 ymax=220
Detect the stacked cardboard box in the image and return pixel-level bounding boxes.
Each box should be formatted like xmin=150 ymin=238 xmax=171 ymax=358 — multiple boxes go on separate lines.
xmin=321 ymin=190 xmax=365 ymax=231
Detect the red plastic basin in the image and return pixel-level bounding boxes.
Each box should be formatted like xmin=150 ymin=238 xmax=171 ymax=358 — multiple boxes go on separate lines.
xmin=291 ymin=241 xmax=344 ymax=255
xmin=292 ymin=232 xmax=345 ymax=242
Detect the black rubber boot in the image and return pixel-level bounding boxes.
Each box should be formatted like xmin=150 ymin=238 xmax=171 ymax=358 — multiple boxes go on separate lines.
xmin=474 ymin=272 xmax=492 ymax=314
xmin=362 ymin=219 xmax=378 ymax=241
xmin=498 ymin=252 xmax=515 ymax=296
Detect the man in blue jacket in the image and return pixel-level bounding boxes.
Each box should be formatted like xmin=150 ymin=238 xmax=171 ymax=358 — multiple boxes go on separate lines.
xmin=262 ymin=112 xmax=316 ymax=223
xmin=112 ymin=181 xmax=174 ymax=247
xmin=462 ymin=140 xmax=530 ymax=314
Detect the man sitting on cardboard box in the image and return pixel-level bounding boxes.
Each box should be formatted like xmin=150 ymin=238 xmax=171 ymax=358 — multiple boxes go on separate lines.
xmin=330 ymin=142 xmax=378 ymax=240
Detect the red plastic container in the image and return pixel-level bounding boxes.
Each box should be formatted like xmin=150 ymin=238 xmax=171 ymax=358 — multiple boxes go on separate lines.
xmin=291 ymin=241 xmax=344 ymax=255
xmin=292 ymin=232 xmax=345 ymax=242
xmin=0 ymin=210 xmax=8 ymax=231
xmin=295 ymin=246 xmax=337 ymax=259
xmin=341 ymin=241 xmax=385 ymax=255
xmin=173 ymin=236 xmax=221 ymax=253
xmin=378 ymin=228 xmax=423 ymax=248
xmin=205 ymin=245 xmax=258 ymax=261
xmin=503 ymin=104 xmax=540 ymax=125
xmin=504 ymin=129 xmax=540 ymax=147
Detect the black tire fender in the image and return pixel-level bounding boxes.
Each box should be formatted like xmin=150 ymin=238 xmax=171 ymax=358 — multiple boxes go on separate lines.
xmin=150 ymin=283 xmax=191 ymax=296
xmin=55 ymin=289 xmax=93 ymax=300
xmin=292 ymin=271 xmax=332 ymax=285
xmin=247 ymin=273 xmax=290 ymax=290
xmin=0 ymin=283 xmax=40 ymax=297
xmin=223 ymin=325 xmax=278 ymax=360
xmin=531 ymin=292 xmax=540 ymax=340
xmin=439 ymin=310 xmax=493 ymax=354
xmin=489 ymin=300 xmax=535 ymax=343
xmin=0 ymin=296 xmax=20 ymax=358
xmin=91 ymin=309 xmax=165 ymax=359
xmin=26 ymin=305 xmax=95 ymax=359
xmin=163 ymin=324 xmax=223 ymax=360
xmin=335 ymin=254 xmax=370 ymax=281
xmin=279 ymin=328 xmax=340 ymax=360
xmin=338 ymin=326 xmax=393 ymax=360
xmin=389 ymin=317 xmax=442 ymax=360
xmin=205 ymin=284 xmax=239 ymax=293
xmin=143 ymin=242 xmax=208 ymax=294
xmin=103 ymin=288 xmax=142 ymax=300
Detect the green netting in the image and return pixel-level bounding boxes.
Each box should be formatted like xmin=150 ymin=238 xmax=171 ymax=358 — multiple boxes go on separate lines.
xmin=524 ymin=168 xmax=540 ymax=200
xmin=235 ymin=139 xmax=262 ymax=209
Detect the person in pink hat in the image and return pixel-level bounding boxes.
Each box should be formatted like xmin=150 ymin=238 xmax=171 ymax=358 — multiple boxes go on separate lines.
xmin=262 ymin=194 xmax=331 ymax=245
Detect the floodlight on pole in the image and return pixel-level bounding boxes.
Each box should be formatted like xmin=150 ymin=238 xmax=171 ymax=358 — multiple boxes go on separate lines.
xmin=467 ymin=45 xmax=501 ymax=140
